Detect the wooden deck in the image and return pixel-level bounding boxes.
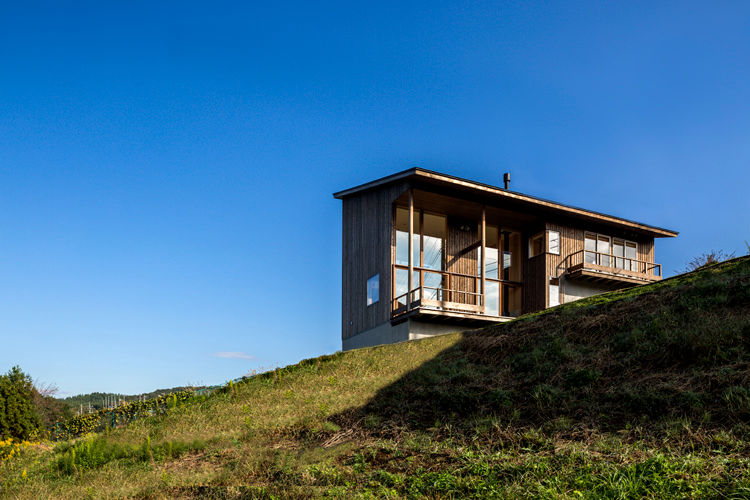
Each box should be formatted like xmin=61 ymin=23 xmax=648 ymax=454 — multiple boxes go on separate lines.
xmin=565 ymin=250 xmax=662 ymax=285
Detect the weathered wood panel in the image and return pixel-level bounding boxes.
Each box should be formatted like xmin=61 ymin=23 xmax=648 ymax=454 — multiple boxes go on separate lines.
xmin=445 ymin=216 xmax=479 ymax=302
xmin=341 ymin=182 xmax=407 ymax=339
xmin=545 ymin=223 xmax=584 ymax=281
xmin=522 ymin=226 xmax=546 ymax=313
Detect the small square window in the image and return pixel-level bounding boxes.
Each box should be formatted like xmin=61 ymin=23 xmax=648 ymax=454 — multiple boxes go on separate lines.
xmin=529 ymin=233 xmax=545 ymax=258
xmin=367 ymin=274 xmax=379 ymax=306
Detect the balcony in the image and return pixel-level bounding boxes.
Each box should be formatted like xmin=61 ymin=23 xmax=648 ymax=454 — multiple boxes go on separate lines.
xmin=565 ymin=250 xmax=662 ymax=285
xmin=391 ymin=265 xmax=521 ymax=324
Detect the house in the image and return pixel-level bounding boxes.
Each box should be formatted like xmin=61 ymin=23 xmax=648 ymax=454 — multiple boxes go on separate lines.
xmin=333 ymin=168 xmax=678 ymax=350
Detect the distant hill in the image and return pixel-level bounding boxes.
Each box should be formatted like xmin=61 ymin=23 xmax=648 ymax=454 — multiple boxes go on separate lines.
xmin=59 ymin=387 xmax=201 ymax=412
xmin=5 ymin=256 xmax=750 ymax=498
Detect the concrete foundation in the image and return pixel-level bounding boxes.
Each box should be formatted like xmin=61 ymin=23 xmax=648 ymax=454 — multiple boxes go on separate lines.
xmin=342 ymin=318 xmax=465 ymax=351
xmin=561 ymin=276 xmax=623 ymax=304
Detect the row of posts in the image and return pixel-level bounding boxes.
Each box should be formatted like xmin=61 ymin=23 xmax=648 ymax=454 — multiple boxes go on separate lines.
xmin=76 ymin=394 xmax=148 ymax=415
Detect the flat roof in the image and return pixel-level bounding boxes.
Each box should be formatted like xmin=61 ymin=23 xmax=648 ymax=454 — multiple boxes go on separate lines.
xmin=333 ymin=168 xmax=678 ymax=238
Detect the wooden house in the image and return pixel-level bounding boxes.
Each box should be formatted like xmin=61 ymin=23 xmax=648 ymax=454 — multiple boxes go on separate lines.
xmin=334 ymin=168 xmax=678 ymax=350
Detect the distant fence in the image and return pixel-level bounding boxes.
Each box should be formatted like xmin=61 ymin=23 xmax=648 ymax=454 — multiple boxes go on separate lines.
xmin=53 ymin=371 xmax=274 ymax=441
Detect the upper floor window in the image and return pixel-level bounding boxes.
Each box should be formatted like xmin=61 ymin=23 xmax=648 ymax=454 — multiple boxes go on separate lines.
xmin=529 ymin=233 xmax=545 ymax=258
xmin=529 ymin=230 xmax=559 ymax=258
xmin=548 ymin=231 xmax=560 ymax=255
xmin=478 ymin=225 xmax=522 ymax=282
xmin=395 ymin=207 xmax=445 ymax=270
xmin=585 ymin=233 xmax=639 ymax=271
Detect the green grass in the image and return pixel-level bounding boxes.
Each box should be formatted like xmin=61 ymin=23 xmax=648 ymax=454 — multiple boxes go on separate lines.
xmin=2 ymin=257 xmax=750 ymax=498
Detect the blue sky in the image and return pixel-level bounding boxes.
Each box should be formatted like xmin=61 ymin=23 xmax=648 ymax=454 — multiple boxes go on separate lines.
xmin=1 ymin=2 xmax=748 ymax=395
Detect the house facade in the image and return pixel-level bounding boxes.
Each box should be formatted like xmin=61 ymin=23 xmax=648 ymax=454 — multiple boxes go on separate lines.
xmin=334 ymin=168 xmax=677 ymax=350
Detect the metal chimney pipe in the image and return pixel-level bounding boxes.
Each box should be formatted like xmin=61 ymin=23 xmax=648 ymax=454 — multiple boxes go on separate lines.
xmin=503 ymin=172 xmax=511 ymax=190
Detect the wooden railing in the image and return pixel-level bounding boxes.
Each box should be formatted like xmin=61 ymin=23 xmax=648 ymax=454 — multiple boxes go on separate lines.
xmin=391 ymin=265 xmax=522 ymax=318
xmin=566 ymin=250 xmax=662 ymax=278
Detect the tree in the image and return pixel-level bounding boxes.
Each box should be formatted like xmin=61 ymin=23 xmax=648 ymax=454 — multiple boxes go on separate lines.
xmin=0 ymin=366 xmax=42 ymax=440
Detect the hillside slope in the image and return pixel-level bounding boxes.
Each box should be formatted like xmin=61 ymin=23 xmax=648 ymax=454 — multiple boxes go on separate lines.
xmin=2 ymin=257 xmax=750 ymax=498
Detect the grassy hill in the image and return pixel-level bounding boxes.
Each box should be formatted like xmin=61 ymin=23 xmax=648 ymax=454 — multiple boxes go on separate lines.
xmin=2 ymin=256 xmax=750 ymax=498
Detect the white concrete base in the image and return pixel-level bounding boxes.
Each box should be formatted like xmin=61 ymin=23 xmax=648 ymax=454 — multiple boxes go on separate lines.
xmin=562 ymin=276 xmax=624 ymax=304
xmin=342 ymin=319 xmax=464 ymax=351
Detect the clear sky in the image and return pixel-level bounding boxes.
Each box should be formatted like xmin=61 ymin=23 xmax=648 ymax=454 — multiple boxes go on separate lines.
xmin=1 ymin=2 xmax=748 ymax=395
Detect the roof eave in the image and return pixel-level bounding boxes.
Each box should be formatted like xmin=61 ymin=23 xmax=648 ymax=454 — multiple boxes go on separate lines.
xmin=333 ymin=168 xmax=678 ymax=238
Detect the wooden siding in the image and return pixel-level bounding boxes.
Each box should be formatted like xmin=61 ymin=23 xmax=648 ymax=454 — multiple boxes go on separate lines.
xmin=445 ymin=216 xmax=479 ymax=299
xmin=341 ymin=182 xmax=407 ymax=339
xmin=639 ymin=239 xmax=655 ymax=264
xmin=523 ymin=254 xmax=546 ymax=312
xmin=545 ymin=223 xmax=584 ymax=281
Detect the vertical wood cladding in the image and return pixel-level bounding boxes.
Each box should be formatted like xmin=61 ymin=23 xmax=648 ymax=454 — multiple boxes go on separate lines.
xmin=445 ymin=217 xmax=480 ymax=300
xmin=342 ymin=185 xmax=663 ymax=339
xmin=639 ymin=239 xmax=655 ymax=264
xmin=341 ymin=183 xmax=407 ymax=340
xmin=546 ymin=223 xmax=584 ymax=280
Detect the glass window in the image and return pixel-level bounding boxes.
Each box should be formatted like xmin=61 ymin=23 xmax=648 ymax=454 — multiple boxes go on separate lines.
xmin=548 ymin=231 xmax=560 ymax=255
xmin=613 ymin=239 xmax=625 ymax=269
xmin=366 ymin=274 xmax=379 ymax=306
xmin=423 ymin=272 xmax=443 ymax=300
xmin=598 ymin=236 xmax=611 ymax=267
xmin=584 ymin=234 xmax=597 ymax=264
xmin=549 ymin=277 xmax=560 ymax=307
xmin=394 ymin=268 xmax=419 ymax=306
xmin=625 ymin=242 xmax=637 ymax=272
xmin=503 ymin=284 xmax=522 ymax=317
xmin=478 ymin=225 xmax=499 ymax=279
xmin=503 ymin=231 xmax=522 ymax=281
xmin=395 ymin=207 xmax=420 ymax=266
xmin=485 ymin=281 xmax=500 ymax=316
xmin=529 ymin=233 xmax=544 ymax=258
xmin=422 ymin=213 xmax=445 ymax=271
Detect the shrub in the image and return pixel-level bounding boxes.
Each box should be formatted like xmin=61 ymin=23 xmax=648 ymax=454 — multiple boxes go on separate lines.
xmin=0 ymin=366 xmax=42 ymax=440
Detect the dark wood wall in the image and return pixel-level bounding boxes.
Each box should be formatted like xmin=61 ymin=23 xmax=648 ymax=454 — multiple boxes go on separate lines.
xmin=341 ymin=182 xmax=407 ymax=340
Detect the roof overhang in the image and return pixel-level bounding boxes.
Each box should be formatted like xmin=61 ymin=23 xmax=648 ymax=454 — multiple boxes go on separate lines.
xmin=333 ymin=168 xmax=678 ymax=238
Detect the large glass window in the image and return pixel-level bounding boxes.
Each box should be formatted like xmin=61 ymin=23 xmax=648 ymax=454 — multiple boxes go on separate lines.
xmin=395 ymin=208 xmax=420 ymax=266
xmin=585 ymin=232 xmax=638 ymax=270
xmin=625 ymin=242 xmax=638 ymax=271
xmin=485 ymin=281 xmax=500 ymax=316
xmin=394 ymin=268 xmax=420 ymax=306
xmin=584 ymin=234 xmax=597 ymax=264
xmin=598 ymin=236 xmax=611 ymax=267
xmin=479 ymin=226 xmax=521 ymax=282
xmin=394 ymin=207 xmax=446 ymax=302
xmin=422 ymin=213 xmax=445 ymax=271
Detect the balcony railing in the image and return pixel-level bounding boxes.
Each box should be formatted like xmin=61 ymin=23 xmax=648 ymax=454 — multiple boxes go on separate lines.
xmin=566 ymin=250 xmax=662 ymax=281
xmin=391 ymin=265 xmax=521 ymax=319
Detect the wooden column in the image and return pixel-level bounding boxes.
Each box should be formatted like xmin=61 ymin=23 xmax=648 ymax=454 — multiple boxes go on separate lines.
xmin=480 ymin=207 xmax=486 ymax=312
xmin=407 ymin=188 xmax=414 ymax=310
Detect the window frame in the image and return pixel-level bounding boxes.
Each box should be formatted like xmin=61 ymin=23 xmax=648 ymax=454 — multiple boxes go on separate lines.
xmin=366 ymin=274 xmax=379 ymax=307
xmin=584 ymin=232 xmax=638 ymax=269
xmin=528 ymin=232 xmax=545 ymax=258
xmin=547 ymin=230 xmax=560 ymax=255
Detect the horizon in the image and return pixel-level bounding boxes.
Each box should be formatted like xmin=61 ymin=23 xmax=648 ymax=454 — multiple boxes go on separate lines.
xmin=1 ymin=1 xmax=749 ymax=396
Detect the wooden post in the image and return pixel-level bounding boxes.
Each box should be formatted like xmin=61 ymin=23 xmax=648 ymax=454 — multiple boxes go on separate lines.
xmin=407 ymin=188 xmax=414 ymax=310
xmin=481 ymin=207 xmax=486 ymax=312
